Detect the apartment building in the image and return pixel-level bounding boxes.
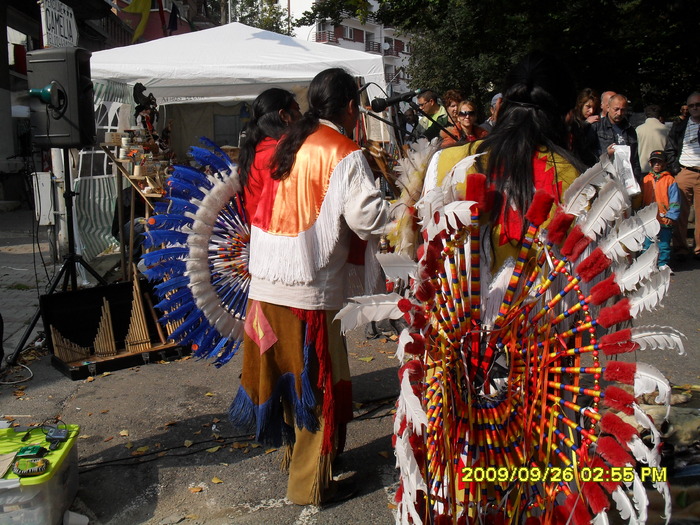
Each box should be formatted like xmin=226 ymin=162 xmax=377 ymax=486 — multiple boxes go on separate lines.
xmin=288 ymin=0 xmax=411 ymax=95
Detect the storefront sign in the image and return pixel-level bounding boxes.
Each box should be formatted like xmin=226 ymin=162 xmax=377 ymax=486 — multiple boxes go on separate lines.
xmin=40 ymin=0 xmax=79 ymax=48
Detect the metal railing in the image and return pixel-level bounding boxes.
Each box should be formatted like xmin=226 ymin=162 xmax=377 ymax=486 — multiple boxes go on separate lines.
xmin=314 ymin=31 xmax=339 ymax=44
xmin=365 ymin=41 xmax=382 ymax=54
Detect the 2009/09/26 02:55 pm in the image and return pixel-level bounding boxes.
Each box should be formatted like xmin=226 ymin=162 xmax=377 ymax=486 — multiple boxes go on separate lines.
xmin=459 ymin=466 xmax=667 ymax=484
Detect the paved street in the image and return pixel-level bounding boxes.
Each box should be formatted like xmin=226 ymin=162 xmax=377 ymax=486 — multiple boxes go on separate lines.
xmin=1 ymin=206 xmax=699 ymax=525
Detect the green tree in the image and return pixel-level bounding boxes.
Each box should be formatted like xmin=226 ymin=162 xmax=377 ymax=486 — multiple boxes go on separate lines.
xmin=205 ymin=0 xmax=293 ymax=35
xmin=296 ymin=0 xmax=700 ymax=114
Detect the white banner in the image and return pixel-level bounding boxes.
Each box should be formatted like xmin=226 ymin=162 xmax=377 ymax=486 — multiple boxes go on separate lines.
xmin=40 ymin=0 xmax=79 ymax=48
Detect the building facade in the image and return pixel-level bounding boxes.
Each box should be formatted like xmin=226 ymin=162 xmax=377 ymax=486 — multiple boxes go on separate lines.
xmin=289 ymin=0 xmax=411 ymax=95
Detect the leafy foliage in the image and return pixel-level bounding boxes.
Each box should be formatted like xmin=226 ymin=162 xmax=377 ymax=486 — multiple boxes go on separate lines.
xmin=205 ymin=0 xmax=293 ymax=35
xmin=295 ymin=0 xmax=700 ymax=114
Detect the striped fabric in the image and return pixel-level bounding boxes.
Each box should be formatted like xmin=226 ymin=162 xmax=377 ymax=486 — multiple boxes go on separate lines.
xmin=74 ymin=175 xmax=120 ymax=261
xmin=93 ymin=80 xmax=132 ymax=106
xmin=75 ymin=100 xmax=133 ymax=262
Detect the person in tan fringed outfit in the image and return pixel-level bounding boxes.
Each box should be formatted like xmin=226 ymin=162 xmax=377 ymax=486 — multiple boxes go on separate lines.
xmin=229 ymin=68 xmax=389 ymax=505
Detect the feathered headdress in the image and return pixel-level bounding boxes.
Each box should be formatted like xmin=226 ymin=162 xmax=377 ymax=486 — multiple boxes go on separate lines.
xmin=141 ymin=137 xmax=248 ymax=367
xmin=337 ymin=153 xmax=679 ymax=524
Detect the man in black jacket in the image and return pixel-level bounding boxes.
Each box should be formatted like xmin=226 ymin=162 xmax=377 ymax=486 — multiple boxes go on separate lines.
xmin=664 ymin=91 xmax=700 ymax=258
xmin=593 ymin=94 xmax=643 ymax=182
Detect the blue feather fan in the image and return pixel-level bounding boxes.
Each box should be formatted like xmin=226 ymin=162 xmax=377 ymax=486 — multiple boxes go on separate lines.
xmin=141 ymin=137 xmax=249 ymax=367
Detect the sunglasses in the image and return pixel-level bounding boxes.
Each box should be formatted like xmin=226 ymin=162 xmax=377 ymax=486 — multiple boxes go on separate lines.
xmin=458 ymin=110 xmax=476 ymax=117
xmin=688 ymin=103 xmax=700 ymax=109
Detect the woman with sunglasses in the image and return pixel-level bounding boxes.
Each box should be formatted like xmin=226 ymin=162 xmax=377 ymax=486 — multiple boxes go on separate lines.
xmin=456 ymin=100 xmax=488 ymax=143
xmin=440 ymin=99 xmax=487 ymax=147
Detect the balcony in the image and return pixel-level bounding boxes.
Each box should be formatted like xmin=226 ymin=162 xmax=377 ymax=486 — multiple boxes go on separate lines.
xmin=383 ymin=47 xmax=399 ymax=57
xmin=314 ymin=31 xmax=339 ymax=44
xmin=365 ymin=41 xmax=382 ymax=54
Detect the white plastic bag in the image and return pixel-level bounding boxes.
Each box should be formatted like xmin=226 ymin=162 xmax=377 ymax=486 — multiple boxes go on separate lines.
xmin=612 ymin=144 xmax=641 ymax=196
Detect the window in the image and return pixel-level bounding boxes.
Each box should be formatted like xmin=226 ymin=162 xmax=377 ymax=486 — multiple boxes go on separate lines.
xmin=384 ymin=37 xmax=395 ymax=55
xmin=342 ymin=25 xmax=354 ymax=40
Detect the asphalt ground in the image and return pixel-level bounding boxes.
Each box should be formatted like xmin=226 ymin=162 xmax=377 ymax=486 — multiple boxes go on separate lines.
xmin=1 ymin=206 xmax=699 ymax=525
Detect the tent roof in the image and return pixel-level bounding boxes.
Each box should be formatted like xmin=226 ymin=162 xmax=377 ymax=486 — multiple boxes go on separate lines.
xmin=91 ymin=23 xmax=386 ymax=104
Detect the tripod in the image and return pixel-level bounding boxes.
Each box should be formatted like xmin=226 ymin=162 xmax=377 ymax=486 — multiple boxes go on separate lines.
xmin=5 ymin=148 xmax=107 ymax=366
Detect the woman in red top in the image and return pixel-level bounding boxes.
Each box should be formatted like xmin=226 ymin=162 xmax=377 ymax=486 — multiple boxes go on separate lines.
xmin=238 ymin=88 xmax=301 ymax=220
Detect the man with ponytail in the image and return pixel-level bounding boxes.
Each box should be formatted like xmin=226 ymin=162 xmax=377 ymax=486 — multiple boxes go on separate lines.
xmin=229 ymin=68 xmax=389 ymax=505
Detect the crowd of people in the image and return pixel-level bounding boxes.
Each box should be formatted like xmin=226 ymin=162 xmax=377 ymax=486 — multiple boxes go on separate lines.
xmin=221 ymin=54 xmax=698 ymax=512
xmin=401 ymin=84 xmax=700 ymax=269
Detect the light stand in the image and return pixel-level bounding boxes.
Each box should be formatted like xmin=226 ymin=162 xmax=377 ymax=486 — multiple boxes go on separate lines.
xmin=5 ymin=148 xmax=107 ymax=367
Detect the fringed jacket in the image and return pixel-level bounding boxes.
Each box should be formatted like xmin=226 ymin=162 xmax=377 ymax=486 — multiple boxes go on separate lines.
xmin=248 ymin=121 xmax=389 ymax=310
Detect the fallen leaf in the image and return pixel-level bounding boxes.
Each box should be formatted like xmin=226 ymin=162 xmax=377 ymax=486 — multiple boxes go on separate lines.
xmin=86 ymin=377 xmax=95 ymax=382
xmin=78 ymin=435 xmax=90 ymax=439
xmin=164 ymin=421 xmax=177 ymax=427
xmin=194 ymin=430 xmax=202 ymax=435
xmin=388 ymin=503 xmax=397 ymax=510
xmin=378 ymin=450 xmax=391 ymax=458
xmin=250 ymin=443 xmax=261 ymax=449
xmin=101 ymin=410 xmax=109 ymax=414
xmin=119 ymin=429 xmax=129 ymax=437
xmin=358 ymin=356 xmax=374 ymax=363
xmin=232 ymin=442 xmax=247 ymax=449
xmin=205 ymin=392 xmax=215 ymax=397
xmin=188 ymin=487 xmax=203 ymax=493
xmin=389 ymin=334 xmax=398 ymax=341
xmin=212 ymin=418 xmax=220 ymax=423
xmin=206 ymin=446 xmax=221 ymax=453
xmin=211 ymin=477 xmax=223 ymax=484
xmin=102 ymin=372 xmax=111 ymax=376
xmin=184 ymin=440 xmax=193 ymax=448
xmin=157 ymin=452 xmax=167 ymax=457
xmin=136 ymin=446 xmax=149 ymax=453
xmin=104 ymin=436 xmax=114 ymax=442
xmin=184 ymin=515 xmax=198 ymax=520
xmin=125 ymin=442 xmax=133 ymax=449
xmin=265 ymin=448 xmax=278 ymax=454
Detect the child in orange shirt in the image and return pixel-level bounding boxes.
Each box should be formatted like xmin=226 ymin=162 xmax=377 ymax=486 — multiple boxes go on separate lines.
xmin=641 ymin=150 xmax=680 ymax=270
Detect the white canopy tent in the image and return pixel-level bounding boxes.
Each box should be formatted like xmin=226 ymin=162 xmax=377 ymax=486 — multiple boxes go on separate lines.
xmin=90 ymin=22 xmax=386 ymax=105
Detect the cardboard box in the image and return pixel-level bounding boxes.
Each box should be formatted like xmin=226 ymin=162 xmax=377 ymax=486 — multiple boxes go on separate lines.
xmin=0 ymin=425 xmax=79 ymax=525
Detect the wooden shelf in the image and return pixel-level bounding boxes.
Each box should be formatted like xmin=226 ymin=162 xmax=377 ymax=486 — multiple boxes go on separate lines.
xmin=51 ymin=342 xmax=189 ymax=380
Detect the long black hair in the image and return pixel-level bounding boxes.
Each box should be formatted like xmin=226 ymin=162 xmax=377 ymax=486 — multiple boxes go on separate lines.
xmin=237 ymin=88 xmax=297 ymax=187
xmin=272 ymin=68 xmax=359 ymax=181
xmin=476 ymin=51 xmax=580 ymax=218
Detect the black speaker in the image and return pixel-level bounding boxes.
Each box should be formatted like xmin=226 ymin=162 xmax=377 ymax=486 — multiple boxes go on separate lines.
xmin=27 ymin=47 xmax=97 ymax=149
